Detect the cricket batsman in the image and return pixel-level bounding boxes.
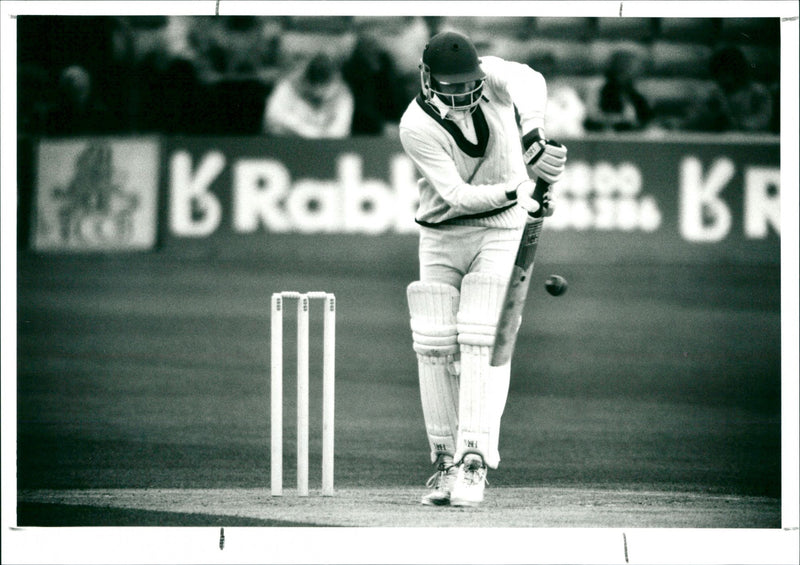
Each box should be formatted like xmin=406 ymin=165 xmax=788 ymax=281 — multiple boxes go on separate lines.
xmin=400 ymin=30 xmax=567 ymax=506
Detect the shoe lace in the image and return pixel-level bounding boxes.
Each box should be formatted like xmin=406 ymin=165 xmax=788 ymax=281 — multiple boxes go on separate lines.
xmin=425 ymin=464 xmax=456 ymax=489
xmin=463 ymin=462 xmax=489 ymax=486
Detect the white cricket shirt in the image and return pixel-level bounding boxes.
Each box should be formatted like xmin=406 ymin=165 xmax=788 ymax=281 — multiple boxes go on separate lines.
xmin=399 ymin=56 xmax=548 ymax=228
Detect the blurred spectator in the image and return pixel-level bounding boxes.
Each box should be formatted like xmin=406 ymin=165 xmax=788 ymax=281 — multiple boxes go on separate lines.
xmin=134 ymin=45 xmax=207 ymax=134
xmin=163 ymin=16 xmax=196 ymax=61
xmin=381 ymin=16 xmax=431 ymax=76
xmin=584 ymin=50 xmax=652 ymax=132
xmin=531 ymin=53 xmax=587 ymax=139
xmin=546 ymin=81 xmax=587 ymax=139
xmin=341 ymin=36 xmax=407 ymax=136
xmin=681 ymin=46 xmax=773 ymax=133
xmin=262 ymin=53 xmax=354 ymax=138
xmin=185 ymin=17 xmax=230 ymax=74
xmin=368 ymin=16 xmax=432 ymax=102
xmin=45 ymin=66 xmax=114 ymax=135
xmin=187 ymin=16 xmax=281 ymax=77
xmin=17 ymin=15 xmax=136 ymax=133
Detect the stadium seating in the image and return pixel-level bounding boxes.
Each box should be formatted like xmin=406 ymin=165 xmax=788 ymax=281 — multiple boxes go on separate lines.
xmin=657 ymin=18 xmax=719 ymax=44
xmin=277 ymin=29 xmax=356 ymax=67
xmin=285 ymin=16 xmax=353 ymax=34
xmin=533 ymin=17 xmax=596 ymax=41
xmin=439 ymin=16 xmax=534 ymax=40
xmin=595 ymin=17 xmax=658 ymax=42
xmin=649 ymin=41 xmax=714 ymax=79
xmin=126 ymin=16 xmax=169 ymax=29
xmin=438 ymin=17 xmax=528 ymax=60
xmin=637 ymin=77 xmax=714 ymax=118
xmin=352 ymin=16 xmax=417 ymax=35
xmin=739 ymin=44 xmax=781 ymax=83
xmin=121 ymin=15 xmax=779 ymax=83
xmin=523 ymin=39 xmax=596 ymax=76
xmin=17 ymin=15 xmax=782 ymax=136
xmin=717 ymin=18 xmax=780 ymax=45
xmin=587 ymin=39 xmax=651 ymax=74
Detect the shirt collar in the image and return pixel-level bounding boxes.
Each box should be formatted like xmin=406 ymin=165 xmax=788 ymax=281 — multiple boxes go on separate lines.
xmin=430 ymin=95 xmax=476 ymax=122
xmin=429 ymin=96 xmax=453 ymax=119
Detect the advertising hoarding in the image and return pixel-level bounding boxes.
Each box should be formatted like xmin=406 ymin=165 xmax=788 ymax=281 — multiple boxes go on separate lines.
xmin=32 ymin=138 xmax=160 ymax=252
xmin=160 ymin=135 xmax=779 ymax=264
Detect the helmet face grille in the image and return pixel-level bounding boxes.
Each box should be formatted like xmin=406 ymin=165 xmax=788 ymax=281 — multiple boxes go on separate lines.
xmin=429 ymin=77 xmax=484 ymax=113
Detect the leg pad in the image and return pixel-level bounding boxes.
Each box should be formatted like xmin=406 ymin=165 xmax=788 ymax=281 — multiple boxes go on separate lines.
xmin=454 ymin=273 xmax=510 ymax=469
xmin=408 ymin=281 xmax=461 ymax=462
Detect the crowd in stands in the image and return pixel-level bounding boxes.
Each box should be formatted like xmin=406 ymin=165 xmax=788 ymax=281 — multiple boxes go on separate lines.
xmin=17 ymin=15 xmax=781 ymax=138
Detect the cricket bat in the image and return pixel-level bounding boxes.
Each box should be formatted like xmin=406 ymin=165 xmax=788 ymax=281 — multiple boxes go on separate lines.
xmin=490 ymin=140 xmax=560 ymax=367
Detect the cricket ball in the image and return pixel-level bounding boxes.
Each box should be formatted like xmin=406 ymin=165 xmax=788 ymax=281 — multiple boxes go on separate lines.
xmin=545 ymin=274 xmax=568 ymax=296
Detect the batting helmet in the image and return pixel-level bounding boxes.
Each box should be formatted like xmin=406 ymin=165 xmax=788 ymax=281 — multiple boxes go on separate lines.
xmin=420 ymin=31 xmax=486 ymax=114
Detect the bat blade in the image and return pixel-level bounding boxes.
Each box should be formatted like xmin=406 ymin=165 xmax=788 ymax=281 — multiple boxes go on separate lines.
xmin=490 ymin=216 xmax=543 ymax=366
xmin=491 ymin=135 xmax=560 ymax=367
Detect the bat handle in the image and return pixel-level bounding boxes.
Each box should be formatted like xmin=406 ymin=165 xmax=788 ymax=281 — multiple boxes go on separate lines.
xmin=523 ymin=136 xmax=561 ymax=219
xmin=529 ymin=177 xmax=551 ymax=219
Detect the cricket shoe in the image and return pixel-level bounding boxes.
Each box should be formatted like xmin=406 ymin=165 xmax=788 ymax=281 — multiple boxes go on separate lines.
xmin=449 ymin=454 xmax=488 ymax=507
xmin=421 ymin=456 xmax=458 ymax=506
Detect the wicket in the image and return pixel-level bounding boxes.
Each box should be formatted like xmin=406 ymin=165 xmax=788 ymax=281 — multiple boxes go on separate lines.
xmin=270 ymin=291 xmax=335 ymax=497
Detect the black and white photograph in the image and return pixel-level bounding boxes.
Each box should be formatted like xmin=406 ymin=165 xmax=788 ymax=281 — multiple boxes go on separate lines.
xmin=2 ymin=1 xmax=798 ymax=563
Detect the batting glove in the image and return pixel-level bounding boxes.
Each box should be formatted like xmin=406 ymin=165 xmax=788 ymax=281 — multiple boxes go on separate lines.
xmin=514 ymin=179 xmax=556 ymax=217
xmin=522 ymin=130 xmax=568 ymax=185
xmin=529 ymin=142 xmax=567 ymax=185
